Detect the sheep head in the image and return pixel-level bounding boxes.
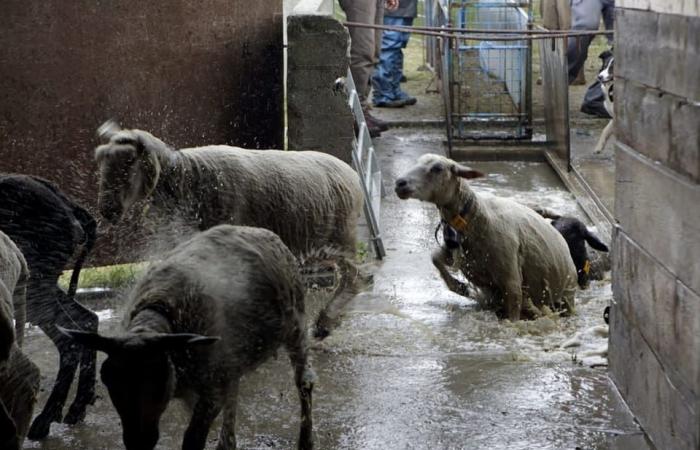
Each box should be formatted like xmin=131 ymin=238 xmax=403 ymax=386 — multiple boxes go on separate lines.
xmin=59 ymin=326 xmax=218 ymax=450
xmin=394 ymin=154 xmax=484 ymax=207
xmin=94 ymin=129 xmax=163 ymax=224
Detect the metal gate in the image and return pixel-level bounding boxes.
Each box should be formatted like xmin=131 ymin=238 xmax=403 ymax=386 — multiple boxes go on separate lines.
xmin=446 ymin=0 xmax=532 ymax=143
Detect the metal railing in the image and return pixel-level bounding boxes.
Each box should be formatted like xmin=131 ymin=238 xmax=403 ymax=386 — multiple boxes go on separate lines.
xmin=343 ymin=69 xmax=387 ymax=259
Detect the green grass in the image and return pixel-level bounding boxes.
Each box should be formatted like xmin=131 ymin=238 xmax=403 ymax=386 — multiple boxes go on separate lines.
xmin=59 ymin=262 xmax=147 ymax=291
xmin=356 ymin=241 xmax=370 ymax=263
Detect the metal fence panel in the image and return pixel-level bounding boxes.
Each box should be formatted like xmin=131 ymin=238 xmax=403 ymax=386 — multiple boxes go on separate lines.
xmin=447 ymin=0 xmax=532 ymax=142
xmin=343 ymin=70 xmax=386 ymax=260
xmin=538 ymin=36 xmax=570 ymax=165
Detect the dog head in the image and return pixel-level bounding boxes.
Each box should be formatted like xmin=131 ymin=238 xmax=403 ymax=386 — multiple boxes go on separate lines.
xmin=597 ymin=50 xmax=614 ymax=85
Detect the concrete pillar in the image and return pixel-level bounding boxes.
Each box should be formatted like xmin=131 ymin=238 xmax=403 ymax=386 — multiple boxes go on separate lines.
xmin=610 ymin=2 xmax=700 ymax=449
xmin=286 ymin=15 xmax=355 ymax=164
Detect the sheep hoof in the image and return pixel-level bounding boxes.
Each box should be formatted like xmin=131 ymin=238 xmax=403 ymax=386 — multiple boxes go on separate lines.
xmin=27 ymin=413 xmax=58 ymax=440
xmin=312 ymin=325 xmax=330 ymax=340
xmin=63 ymin=407 xmax=86 ymax=425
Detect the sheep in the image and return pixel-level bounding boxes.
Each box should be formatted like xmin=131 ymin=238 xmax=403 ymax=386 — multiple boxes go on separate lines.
xmin=0 ymin=230 xmax=40 ymax=450
xmin=94 ymin=126 xmax=363 ymax=257
xmin=532 ymin=208 xmax=610 ymax=289
xmin=395 ymin=154 xmax=577 ymax=321
xmin=61 ymin=224 xmax=316 ymax=450
xmin=95 ymin=125 xmax=365 ymax=338
xmin=0 ymin=174 xmax=98 ymax=439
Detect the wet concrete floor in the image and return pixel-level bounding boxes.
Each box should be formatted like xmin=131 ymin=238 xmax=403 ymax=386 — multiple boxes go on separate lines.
xmin=22 ymin=127 xmax=651 ymax=449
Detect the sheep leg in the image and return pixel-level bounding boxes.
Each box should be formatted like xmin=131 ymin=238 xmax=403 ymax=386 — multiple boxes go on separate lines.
xmin=431 ymin=249 xmax=469 ymax=297
xmin=314 ymin=258 xmax=360 ymax=339
xmin=64 ymin=302 xmax=99 ymax=425
xmin=501 ymin=288 xmax=523 ymax=321
xmin=27 ymin=321 xmax=80 ymax=440
xmin=12 ymin=279 xmax=27 ymax=348
xmin=1 ymin=349 xmax=39 ymax=447
xmin=0 ymin=399 xmax=19 ymax=450
xmin=182 ymin=395 xmax=223 ymax=450
xmin=286 ymin=324 xmax=315 ymax=450
xmin=216 ymin=380 xmax=239 ymax=450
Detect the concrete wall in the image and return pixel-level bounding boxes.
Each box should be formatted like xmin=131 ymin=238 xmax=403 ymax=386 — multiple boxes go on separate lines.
xmin=610 ymin=4 xmax=700 ymax=450
xmin=286 ymin=14 xmax=355 ymax=163
xmin=0 ymin=0 xmax=283 ymax=264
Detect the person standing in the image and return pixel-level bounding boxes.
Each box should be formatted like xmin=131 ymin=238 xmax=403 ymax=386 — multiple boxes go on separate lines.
xmin=371 ymin=0 xmax=418 ymax=108
xmin=540 ymin=0 xmax=571 ymax=30
xmin=541 ymin=0 xmax=589 ymax=84
xmin=339 ymin=0 xmax=399 ymax=137
xmin=567 ymin=0 xmax=615 ymax=84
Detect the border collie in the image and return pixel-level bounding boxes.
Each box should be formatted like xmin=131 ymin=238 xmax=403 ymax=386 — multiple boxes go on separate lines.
xmin=594 ymin=50 xmax=614 ymax=154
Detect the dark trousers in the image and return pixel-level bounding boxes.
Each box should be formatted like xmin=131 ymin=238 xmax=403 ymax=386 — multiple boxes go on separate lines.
xmin=567 ymin=0 xmax=615 ymax=83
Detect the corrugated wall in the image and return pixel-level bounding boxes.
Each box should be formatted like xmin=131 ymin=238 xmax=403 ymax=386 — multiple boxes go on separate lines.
xmin=0 ymin=1 xmax=283 ymax=264
xmin=610 ymin=2 xmax=700 ymax=449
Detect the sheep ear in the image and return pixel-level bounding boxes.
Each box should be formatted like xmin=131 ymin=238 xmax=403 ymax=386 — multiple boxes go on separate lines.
xmin=137 ymin=148 xmax=161 ymax=196
xmin=144 ymin=333 xmax=221 ymax=352
xmin=57 ymin=326 xmax=122 ymax=354
xmin=452 ymin=164 xmax=485 ymax=179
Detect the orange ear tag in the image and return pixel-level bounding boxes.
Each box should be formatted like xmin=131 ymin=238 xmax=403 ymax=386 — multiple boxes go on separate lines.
xmin=583 ymin=260 xmax=591 ymax=274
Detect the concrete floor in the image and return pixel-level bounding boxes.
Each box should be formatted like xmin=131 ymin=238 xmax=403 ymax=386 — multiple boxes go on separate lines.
xmin=22 ymin=126 xmax=651 ymax=449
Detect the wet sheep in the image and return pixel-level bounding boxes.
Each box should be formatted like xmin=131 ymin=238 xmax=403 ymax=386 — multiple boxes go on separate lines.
xmin=395 ymin=154 xmax=577 ymax=320
xmin=94 ymin=127 xmax=363 ymax=257
xmin=0 ymin=174 xmax=98 ymax=439
xmin=62 ymin=225 xmax=316 ymax=450
xmin=0 ymin=231 xmax=40 ymax=450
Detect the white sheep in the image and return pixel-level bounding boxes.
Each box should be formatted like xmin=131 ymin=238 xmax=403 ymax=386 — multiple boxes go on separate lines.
xmin=94 ymin=126 xmax=363 ymax=257
xmin=61 ymin=225 xmax=316 ymax=450
xmin=0 ymin=231 xmax=40 ymax=450
xmin=395 ymin=154 xmax=577 ymax=320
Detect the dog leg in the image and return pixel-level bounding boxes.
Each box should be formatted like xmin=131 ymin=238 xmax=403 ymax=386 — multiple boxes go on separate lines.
xmin=594 ymin=119 xmax=614 ymax=154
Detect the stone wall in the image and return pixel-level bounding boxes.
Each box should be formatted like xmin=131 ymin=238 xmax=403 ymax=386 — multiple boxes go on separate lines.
xmin=610 ymin=3 xmax=700 ymax=450
xmin=286 ymin=15 xmax=355 ymax=163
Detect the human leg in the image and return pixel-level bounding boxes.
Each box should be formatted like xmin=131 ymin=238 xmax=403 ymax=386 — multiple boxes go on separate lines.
xmin=372 ymin=17 xmax=407 ymax=106
xmin=602 ymin=0 xmax=615 ymax=44
xmin=394 ymin=17 xmax=416 ymax=104
xmin=567 ymin=0 xmax=603 ymax=83
xmin=339 ymin=0 xmax=378 ymax=105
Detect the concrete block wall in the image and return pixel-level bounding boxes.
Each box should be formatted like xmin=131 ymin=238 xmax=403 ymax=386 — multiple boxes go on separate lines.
xmin=286 ymin=15 xmax=355 ymax=164
xmin=610 ymin=3 xmax=700 ymax=449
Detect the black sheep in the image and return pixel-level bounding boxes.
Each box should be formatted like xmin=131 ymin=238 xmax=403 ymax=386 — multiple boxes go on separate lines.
xmin=551 ymin=216 xmax=609 ymax=288
xmin=533 ymin=208 xmax=609 ymax=289
xmin=0 ymin=174 xmax=97 ymax=439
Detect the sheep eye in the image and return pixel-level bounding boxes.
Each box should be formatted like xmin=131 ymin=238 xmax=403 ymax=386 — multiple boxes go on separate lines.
xmin=430 ymin=164 xmax=444 ymax=173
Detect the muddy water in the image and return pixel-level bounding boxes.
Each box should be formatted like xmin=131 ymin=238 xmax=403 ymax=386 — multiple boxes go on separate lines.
xmin=21 ymin=130 xmax=650 ymax=449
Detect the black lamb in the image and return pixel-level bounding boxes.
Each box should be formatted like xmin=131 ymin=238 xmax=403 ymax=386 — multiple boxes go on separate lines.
xmin=0 ymin=174 xmax=97 ymax=439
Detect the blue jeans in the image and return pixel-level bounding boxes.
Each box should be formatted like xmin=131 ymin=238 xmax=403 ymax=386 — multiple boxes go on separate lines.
xmin=372 ymin=16 xmax=414 ymax=104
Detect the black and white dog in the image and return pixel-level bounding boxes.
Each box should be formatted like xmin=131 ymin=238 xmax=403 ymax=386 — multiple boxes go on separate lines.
xmin=594 ymin=50 xmax=615 ymax=154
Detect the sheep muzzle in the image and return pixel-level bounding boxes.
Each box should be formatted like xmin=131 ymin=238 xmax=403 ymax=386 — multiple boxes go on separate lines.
xmin=394 ymin=178 xmax=414 ymax=199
